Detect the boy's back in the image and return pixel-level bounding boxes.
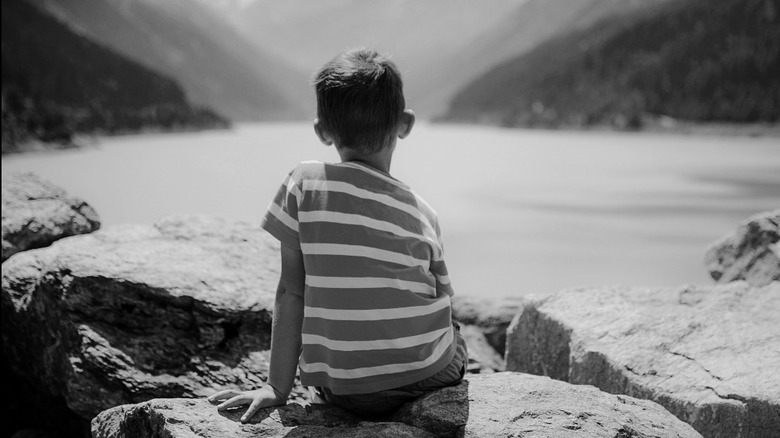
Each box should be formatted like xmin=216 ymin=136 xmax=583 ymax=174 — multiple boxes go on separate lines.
xmin=262 ymin=159 xmax=456 ymax=395
xmin=210 ymin=47 xmax=466 ymax=421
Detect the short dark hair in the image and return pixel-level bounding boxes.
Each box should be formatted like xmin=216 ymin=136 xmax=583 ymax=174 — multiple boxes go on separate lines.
xmin=314 ymin=48 xmax=405 ymax=154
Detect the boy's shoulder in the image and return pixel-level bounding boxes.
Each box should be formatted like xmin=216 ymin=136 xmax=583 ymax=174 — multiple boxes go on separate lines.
xmin=286 ymin=160 xmax=329 ymax=184
xmin=290 ymin=160 xmax=326 ymax=176
xmin=289 ymin=161 xmax=438 ymax=218
xmin=290 ymin=161 xmax=402 ymax=189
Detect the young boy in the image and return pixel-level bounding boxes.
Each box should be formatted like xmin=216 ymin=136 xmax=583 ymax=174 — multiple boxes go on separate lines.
xmin=208 ymin=47 xmax=467 ymax=421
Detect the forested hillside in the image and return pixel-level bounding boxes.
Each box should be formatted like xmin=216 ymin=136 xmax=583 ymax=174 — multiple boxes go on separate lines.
xmin=1 ymin=0 xmax=228 ymax=153
xmin=442 ymin=0 xmax=780 ymax=129
xmin=417 ymin=0 xmax=669 ymax=118
xmin=213 ymin=0 xmax=524 ymax=118
xmin=35 ymin=0 xmax=309 ymax=121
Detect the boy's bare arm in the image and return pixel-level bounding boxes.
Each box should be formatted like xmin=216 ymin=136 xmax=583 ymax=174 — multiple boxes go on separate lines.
xmin=267 ymin=244 xmax=306 ymax=397
xmin=208 ymin=245 xmax=305 ymax=422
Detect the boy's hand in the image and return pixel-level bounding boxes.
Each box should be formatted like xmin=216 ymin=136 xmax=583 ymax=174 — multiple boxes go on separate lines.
xmin=207 ymin=385 xmax=285 ymax=423
xmin=207 ymin=245 xmax=303 ymax=423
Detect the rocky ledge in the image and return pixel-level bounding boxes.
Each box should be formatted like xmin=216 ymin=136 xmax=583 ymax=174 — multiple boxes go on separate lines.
xmin=1 ymin=215 xmax=287 ymax=434
xmin=0 ymin=213 xmax=507 ymax=437
xmin=92 ymin=372 xmax=702 ymax=438
xmin=1 ymin=172 xmax=100 ymax=262
xmin=506 ymin=282 xmax=780 ymax=438
xmin=2 ymin=173 xmax=776 ymax=438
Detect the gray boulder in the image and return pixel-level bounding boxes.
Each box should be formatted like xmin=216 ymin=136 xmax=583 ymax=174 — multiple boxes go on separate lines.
xmin=92 ymin=373 xmax=702 ymax=438
xmin=1 ymin=215 xmax=298 ymax=425
xmin=505 ymin=283 xmax=780 ymax=438
xmin=2 ymin=172 xmax=100 ymax=262
xmin=1 ymin=212 xmax=523 ymax=438
xmin=704 ymin=209 xmax=779 ymax=286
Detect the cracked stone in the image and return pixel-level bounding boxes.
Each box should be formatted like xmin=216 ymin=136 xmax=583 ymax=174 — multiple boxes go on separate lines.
xmin=91 ymin=373 xmax=701 ymax=438
xmin=1 ymin=215 xmax=285 ymax=432
xmin=506 ymin=283 xmax=780 ymax=438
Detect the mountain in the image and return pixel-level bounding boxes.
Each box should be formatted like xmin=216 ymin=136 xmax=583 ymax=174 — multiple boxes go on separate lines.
xmin=442 ymin=0 xmax=780 ymax=129
xmin=207 ymin=0 xmax=671 ymax=119
xmin=34 ymin=0 xmax=310 ymax=121
xmin=418 ymin=0 xmax=670 ymax=118
xmin=205 ymin=0 xmax=525 ymax=118
xmin=1 ymin=0 xmax=228 ymax=153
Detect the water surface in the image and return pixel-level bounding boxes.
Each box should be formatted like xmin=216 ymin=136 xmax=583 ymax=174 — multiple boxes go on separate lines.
xmin=4 ymin=123 xmax=778 ymax=298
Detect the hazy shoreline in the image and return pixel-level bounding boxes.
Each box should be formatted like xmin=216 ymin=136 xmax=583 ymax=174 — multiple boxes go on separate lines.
xmin=4 ymin=118 xmax=779 ymax=158
xmin=431 ymin=118 xmax=780 ymax=138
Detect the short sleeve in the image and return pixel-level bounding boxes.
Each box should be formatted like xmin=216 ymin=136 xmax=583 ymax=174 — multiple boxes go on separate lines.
xmin=261 ymin=169 xmax=302 ymax=250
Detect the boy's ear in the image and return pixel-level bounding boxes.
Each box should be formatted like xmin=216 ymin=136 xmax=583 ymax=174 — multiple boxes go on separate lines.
xmin=398 ymin=109 xmax=415 ymax=139
xmin=313 ymin=118 xmax=333 ymax=146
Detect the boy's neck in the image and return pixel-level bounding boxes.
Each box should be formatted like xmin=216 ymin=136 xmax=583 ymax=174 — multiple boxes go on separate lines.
xmin=337 ymin=145 xmax=395 ymax=175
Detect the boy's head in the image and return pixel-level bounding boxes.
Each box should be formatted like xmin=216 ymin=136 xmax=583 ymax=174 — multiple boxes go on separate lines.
xmin=313 ymin=48 xmax=408 ymax=154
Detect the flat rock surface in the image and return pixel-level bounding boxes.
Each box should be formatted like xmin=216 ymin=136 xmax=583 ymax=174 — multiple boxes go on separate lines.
xmin=1 ymin=215 xmax=290 ymax=421
xmin=2 ymin=172 xmax=100 ymax=262
xmin=92 ymin=373 xmax=702 ymax=438
xmin=506 ymin=282 xmax=780 ymax=438
xmin=705 ymin=209 xmax=780 ymax=287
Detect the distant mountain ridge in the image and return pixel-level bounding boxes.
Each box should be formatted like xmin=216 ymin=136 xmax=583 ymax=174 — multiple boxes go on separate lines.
xmin=7 ymin=0 xmax=772 ymax=144
xmin=415 ymin=0 xmax=670 ymax=119
xmin=35 ymin=0 xmax=310 ymax=121
xmin=207 ymin=0 xmax=526 ymax=119
xmin=1 ymin=0 xmax=228 ymax=153
xmin=207 ymin=0 xmax=673 ymax=119
xmin=442 ymin=0 xmax=780 ymax=128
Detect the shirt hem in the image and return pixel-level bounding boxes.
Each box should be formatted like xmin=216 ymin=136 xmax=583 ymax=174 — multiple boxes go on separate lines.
xmin=300 ymin=335 xmax=457 ymax=395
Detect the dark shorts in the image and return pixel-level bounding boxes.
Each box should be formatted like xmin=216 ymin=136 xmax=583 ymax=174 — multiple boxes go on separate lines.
xmin=313 ymin=323 xmax=469 ymax=418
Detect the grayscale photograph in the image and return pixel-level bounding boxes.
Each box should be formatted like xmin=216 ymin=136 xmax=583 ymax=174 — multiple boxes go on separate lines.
xmin=2 ymin=0 xmax=778 ymax=437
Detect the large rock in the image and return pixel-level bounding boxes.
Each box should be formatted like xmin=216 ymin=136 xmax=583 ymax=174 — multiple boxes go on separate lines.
xmin=0 ymin=211 xmax=527 ymax=438
xmin=704 ymin=209 xmax=780 ymax=287
xmin=92 ymin=373 xmax=702 ymax=438
xmin=506 ymin=283 xmax=780 ymax=438
xmin=1 ymin=215 xmax=297 ymax=435
xmin=2 ymin=172 xmax=100 ymax=262
xmin=92 ymin=398 xmax=438 ymax=438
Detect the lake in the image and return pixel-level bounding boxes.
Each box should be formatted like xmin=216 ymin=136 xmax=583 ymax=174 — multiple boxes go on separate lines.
xmin=3 ymin=123 xmax=779 ymax=299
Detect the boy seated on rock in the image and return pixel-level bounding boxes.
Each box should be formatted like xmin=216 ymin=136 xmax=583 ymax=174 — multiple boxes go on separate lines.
xmin=208 ymin=47 xmax=468 ymax=421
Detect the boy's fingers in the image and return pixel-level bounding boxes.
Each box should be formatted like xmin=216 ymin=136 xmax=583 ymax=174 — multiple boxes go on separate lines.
xmin=240 ymin=399 xmax=263 ymax=423
xmin=217 ymin=395 xmax=249 ymax=411
xmin=208 ymin=389 xmax=240 ymax=403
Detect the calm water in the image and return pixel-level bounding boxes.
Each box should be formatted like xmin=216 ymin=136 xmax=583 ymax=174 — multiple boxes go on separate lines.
xmin=3 ymin=123 xmax=779 ymax=298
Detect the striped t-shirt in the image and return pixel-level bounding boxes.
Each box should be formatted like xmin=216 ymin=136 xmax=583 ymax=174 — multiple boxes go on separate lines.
xmin=261 ymin=160 xmax=456 ymax=395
